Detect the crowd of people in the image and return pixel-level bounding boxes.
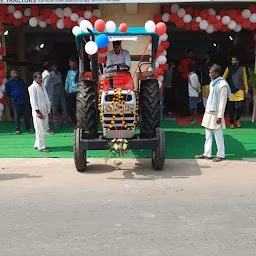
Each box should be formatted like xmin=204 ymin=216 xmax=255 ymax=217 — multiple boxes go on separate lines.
xmin=5 ymin=57 xmax=78 ymax=152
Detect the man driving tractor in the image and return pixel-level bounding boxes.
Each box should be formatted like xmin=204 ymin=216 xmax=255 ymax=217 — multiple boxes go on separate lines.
xmin=106 ymin=41 xmax=131 ymax=70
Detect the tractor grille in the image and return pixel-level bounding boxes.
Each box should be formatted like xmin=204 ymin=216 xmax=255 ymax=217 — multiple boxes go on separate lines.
xmin=105 ymin=94 xmax=132 ymax=102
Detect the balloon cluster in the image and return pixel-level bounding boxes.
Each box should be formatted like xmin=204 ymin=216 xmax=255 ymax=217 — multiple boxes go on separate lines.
xmin=72 ymin=20 xmax=129 ymax=65
xmin=0 ymin=5 xmax=101 ymax=29
xmin=144 ymin=20 xmax=168 ymax=88
xmin=154 ymin=4 xmax=256 ymax=36
xmin=0 ymin=39 xmax=6 ymax=114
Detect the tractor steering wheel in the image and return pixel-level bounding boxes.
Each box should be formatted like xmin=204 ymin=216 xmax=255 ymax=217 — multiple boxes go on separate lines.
xmin=106 ymin=64 xmax=130 ymax=72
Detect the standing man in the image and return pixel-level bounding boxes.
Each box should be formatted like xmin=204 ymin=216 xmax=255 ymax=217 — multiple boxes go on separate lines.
xmin=5 ymin=69 xmax=33 ymax=135
xmin=65 ymin=57 xmax=78 ymax=127
xmin=42 ymin=62 xmax=54 ymax=135
xmin=196 ymin=64 xmax=230 ymax=162
xmin=50 ymin=64 xmax=69 ymax=128
xmin=201 ymin=52 xmax=215 ymax=108
xmin=223 ymin=56 xmax=249 ymax=128
xmin=178 ymin=49 xmax=196 ymax=116
xmin=28 ymin=72 xmax=51 ymax=152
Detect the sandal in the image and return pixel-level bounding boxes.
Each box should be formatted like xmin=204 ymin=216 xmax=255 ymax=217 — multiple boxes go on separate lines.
xmin=212 ymin=156 xmax=224 ymax=162
xmin=196 ymin=154 xmax=211 ymax=160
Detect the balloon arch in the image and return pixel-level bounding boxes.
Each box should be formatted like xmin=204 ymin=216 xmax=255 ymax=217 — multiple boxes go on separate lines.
xmin=0 ymin=3 xmax=256 ymax=112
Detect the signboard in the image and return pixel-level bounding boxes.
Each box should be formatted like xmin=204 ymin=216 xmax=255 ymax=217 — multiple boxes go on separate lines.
xmin=0 ymin=0 xmax=254 ymax=3
xmin=108 ymin=36 xmax=138 ymax=41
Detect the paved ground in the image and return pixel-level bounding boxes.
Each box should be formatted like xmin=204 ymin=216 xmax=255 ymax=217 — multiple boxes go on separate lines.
xmin=0 ymin=158 xmax=256 ymax=256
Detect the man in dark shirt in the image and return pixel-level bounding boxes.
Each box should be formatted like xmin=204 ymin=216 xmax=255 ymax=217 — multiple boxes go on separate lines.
xmin=5 ymin=69 xmax=33 ymax=134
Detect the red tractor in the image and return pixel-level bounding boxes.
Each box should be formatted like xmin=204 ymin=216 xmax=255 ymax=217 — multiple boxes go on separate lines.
xmin=74 ymin=27 xmax=165 ymax=172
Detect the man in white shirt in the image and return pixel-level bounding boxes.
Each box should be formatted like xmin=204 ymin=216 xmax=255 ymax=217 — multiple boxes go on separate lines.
xmin=106 ymin=41 xmax=131 ymax=70
xmin=196 ymin=64 xmax=231 ymax=162
xmin=28 ymin=72 xmax=51 ymax=152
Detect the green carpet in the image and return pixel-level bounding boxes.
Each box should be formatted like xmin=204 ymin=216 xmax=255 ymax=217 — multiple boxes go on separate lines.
xmin=0 ymin=121 xmax=256 ymax=160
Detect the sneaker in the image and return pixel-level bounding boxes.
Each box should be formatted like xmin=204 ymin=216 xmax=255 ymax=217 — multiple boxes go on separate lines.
xmin=15 ymin=130 xmax=21 ymax=135
xmin=39 ymin=148 xmax=51 ymax=152
xmin=229 ymin=124 xmax=235 ymax=129
xmin=46 ymin=130 xmax=54 ymax=136
xmin=236 ymin=121 xmax=242 ymax=128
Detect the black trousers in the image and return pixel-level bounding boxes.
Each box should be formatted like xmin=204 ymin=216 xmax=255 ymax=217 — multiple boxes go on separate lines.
xmin=12 ymin=103 xmax=31 ymax=131
xmin=66 ymin=93 xmax=77 ymax=125
xmin=229 ymin=101 xmax=242 ymax=125
xmin=178 ymin=78 xmax=189 ymax=116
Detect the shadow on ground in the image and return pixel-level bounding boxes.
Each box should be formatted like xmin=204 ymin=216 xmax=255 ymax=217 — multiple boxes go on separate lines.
xmin=0 ymin=174 xmax=42 ymax=181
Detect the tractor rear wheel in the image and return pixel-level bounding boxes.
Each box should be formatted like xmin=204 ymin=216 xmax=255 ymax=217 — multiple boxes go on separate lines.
xmin=76 ymin=80 xmax=98 ymax=139
xmin=152 ymin=128 xmax=165 ymax=171
xmin=140 ymin=79 xmax=160 ymax=138
xmin=74 ymin=128 xmax=87 ymax=172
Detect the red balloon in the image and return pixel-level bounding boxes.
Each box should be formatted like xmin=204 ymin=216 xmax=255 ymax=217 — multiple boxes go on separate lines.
xmin=0 ymin=62 xmax=5 ymax=70
xmin=51 ymin=23 xmax=57 ymax=29
xmin=159 ymin=64 xmax=168 ymax=71
xmin=191 ymin=22 xmax=199 ymax=31
xmin=219 ymin=10 xmax=227 ymax=17
xmin=184 ymin=23 xmax=192 ymax=31
xmin=249 ymin=5 xmax=256 ymax=14
xmin=77 ymin=10 xmax=84 ymax=17
xmin=0 ymin=48 xmax=5 ymax=55
xmin=193 ymin=10 xmax=200 ymax=17
xmin=155 ymin=22 xmax=167 ymax=36
xmin=242 ymin=20 xmax=251 ymax=29
xmin=13 ymin=20 xmax=21 ymax=27
xmin=64 ymin=18 xmax=72 ymax=28
xmin=161 ymin=41 xmax=170 ymax=49
xmin=90 ymin=16 xmax=98 ymax=26
xmin=0 ymin=5 xmax=7 ymax=15
xmin=0 ymin=23 xmax=4 ymax=32
xmin=39 ymin=15 xmax=47 ymax=21
xmin=163 ymin=5 xmax=171 ymax=13
xmin=0 ymin=93 xmax=6 ymax=104
xmin=49 ymin=14 xmax=58 ymax=24
xmin=156 ymin=68 xmax=164 ymax=76
xmin=31 ymin=6 xmax=39 ymax=17
xmin=22 ymin=16 xmax=29 ymax=23
xmin=8 ymin=14 xmax=14 ymax=22
xmin=170 ymin=13 xmax=178 ymax=23
xmin=154 ymin=13 xmax=162 ymax=24
xmin=95 ymin=19 xmax=105 ymax=32
xmin=119 ymin=23 xmax=128 ymax=32
xmin=208 ymin=15 xmax=217 ymax=25
xmin=227 ymin=9 xmax=238 ymax=19
xmin=176 ymin=19 xmax=185 ymax=29
xmin=221 ymin=25 xmax=229 ymax=32
xmin=99 ymin=57 xmax=106 ymax=64
xmin=185 ymin=7 xmax=193 ymax=15
xmin=158 ymin=44 xmax=165 ymax=53
xmin=98 ymin=46 xmax=108 ymax=53
xmin=71 ymin=5 xmax=78 ymax=13
xmin=200 ymin=10 xmax=209 ymax=20
xmin=234 ymin=15 xmax=243 ymax=24
xmin=85 ymin=6 xmax=93 ymax=12
xmin=214 ymin=21 xmax=223 ymax=31
xmin=0 ymin=70 xmax=6 ymax=79
xmin=0 ymin=15 xmax=5 ymax=22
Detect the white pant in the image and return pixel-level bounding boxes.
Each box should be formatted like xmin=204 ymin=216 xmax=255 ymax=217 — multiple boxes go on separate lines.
xmin=204 ymin=128 xmax=225 ymax=158
xmin=32 ymin=111 xmax=48 ymax=150
xmin=202 ymin=97 xmax=208 ymax=108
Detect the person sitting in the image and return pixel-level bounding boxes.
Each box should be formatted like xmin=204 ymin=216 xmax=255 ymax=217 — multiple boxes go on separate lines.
xmin=106 ymin=41 xmax=131 ymax=71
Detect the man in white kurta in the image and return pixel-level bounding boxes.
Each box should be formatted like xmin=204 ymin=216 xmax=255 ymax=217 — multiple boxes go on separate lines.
xmin=197 ymin=64 xmax=230 ymax=162
xmin=28 ymin=72 xmax=51 ymax=152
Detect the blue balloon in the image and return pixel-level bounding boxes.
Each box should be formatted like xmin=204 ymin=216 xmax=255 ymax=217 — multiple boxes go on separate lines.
xmin=95 ymin=34 xmax=109 ymax=49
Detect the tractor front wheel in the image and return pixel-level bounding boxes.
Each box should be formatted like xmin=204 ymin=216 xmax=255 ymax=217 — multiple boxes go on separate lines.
xmin=152 ymin=128 xmax=165 ymax=171
xmin=74 ymin=128 xmax=87 ymax=172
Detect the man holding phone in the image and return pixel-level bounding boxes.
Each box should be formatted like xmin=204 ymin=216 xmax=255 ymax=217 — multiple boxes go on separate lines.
xmin=28 ymin=72 xmax=51 ymax=152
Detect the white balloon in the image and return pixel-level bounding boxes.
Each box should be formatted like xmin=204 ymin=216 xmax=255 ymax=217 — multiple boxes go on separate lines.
xmin=222 ymin=16 xmax=231 ymax=25
xmin=63 ymin=7 xmax=72 ymax=17
xmin=156 ymin=61 xmax=160 ymax=68
xmin=0 ymin=84 xmax=5 ymax=93
xmin=147 ymin=43 xmax=152 ymax=51
xmin=70 ymin=13 xmax=79 ymax=22
xmin=39 ymin=21 xmax=47 ymax=28
xmin=56 ymin=19 xmax=64 ymax=29
xmin=8 ymin=5 xmax=15 ymax=14
xmin=177 ymin=8 xmax=186 ymax=18
xmin=0 ymin=103 xmax=4 ymax=112
xmin=249 ymin=13 xmax=256 ymax=24
xmin=158 ymin=80 xmax=163 ymax=89
xmin=145 ymin=20 xmax=156 ymax=33
xmin=208 ymin=8 xmax=216 ymax=15
xmin=206 ymin=25 xmax=214 ymax=34
xmin=13 ymin=10 xmax=22 ymax=19
xmin=216 ymin=15 xmax=221 ymax=21
xmin=24 ymin=8 xmax=31 ymax=17
xmin=85 ymin=41 xmax=98 ymax=55
xmin=234 ymin=24 xmax=242 ymax=32
xmin=80 ymin=20 xmax=93 ymax=32
xmin=157 ymin=55 xmax=167 ymax=65
xmin=160 ymin=33 xmax=168 ymax=41
xmin=242 ymin=9 xmax=251 ymax=19
xmin=92 ymin=9 xmax=101 ymax=18
xmin=196 ymin=17 xmax=202 ymax=23
xmin=162 ymin=13 xmax=170 ymax=23
xmin=0 ymin=91 xmax=3 ymax=99
xmin=162 ymin=50 xmax=167 ymax=56
xmin=171 ymin=4 xmax=180 ymax=14
xmin=228 ymin=20 xmax=237 ymax=30
xmin=199 ymin=20 xmax=209 ymax=30
xmin=183 ymin=14 xmax=192 ymax=24
xmin=56 ymin=8 xmax=64 ymax=18
xmin=72 ymin=26 xmax=81 ymax=36
xmin=29 ymin=17 xmax=38 ymax=28
xmin=158 ymin=75 xmax=164 ymax=82
xmin=84 ymin=10 xmax=92 ymax=20
xmin=147 ymin=66 xmax=152 ymax=72
xmin=106 ymin=21 xmax=116 ymax=33
xmin=78 ymin=17 xmax=85 ymax=25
